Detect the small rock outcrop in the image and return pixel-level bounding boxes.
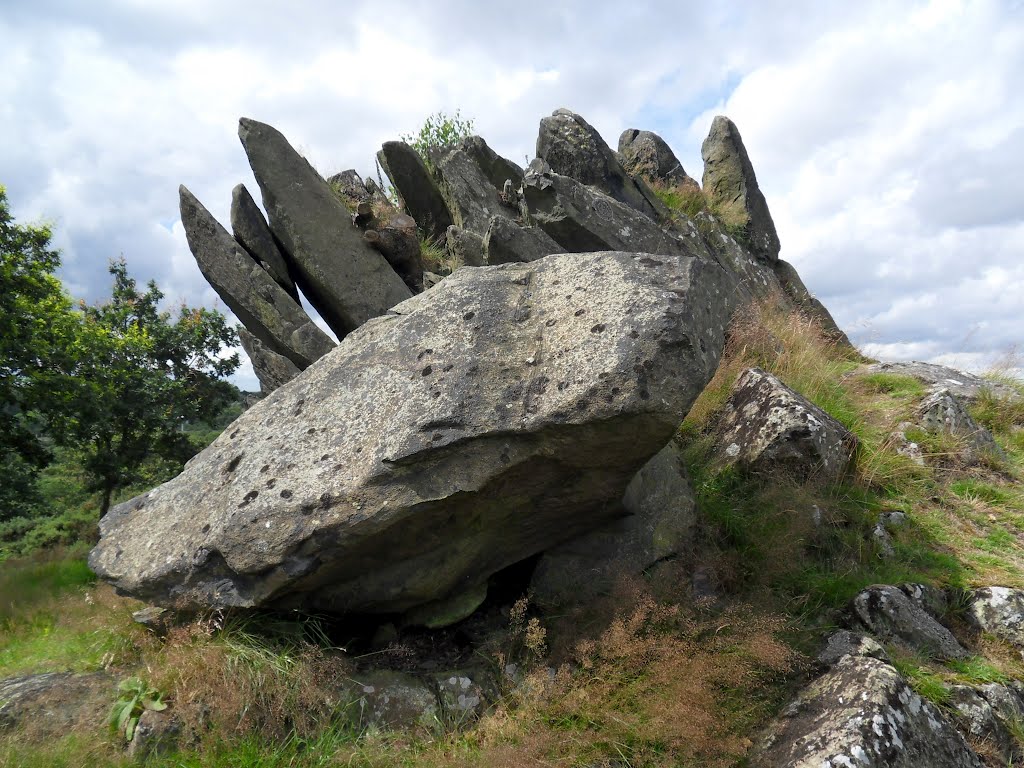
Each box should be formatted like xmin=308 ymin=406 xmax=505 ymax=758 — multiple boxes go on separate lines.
xmin=178 ymin=185 xmax=335 ymax=369
xmin=90 ymin=251 xmax=734 ymax=622
xmin=0 ymin=672 xmax=113 ymax=739
xmin=817 ymin=629 xmax=890 ymax=668
xmin=865 ymin=361 xmax=1020 ymax=403
xmin=918 ymin=389 xmax=1004 ymax=462
xmin=377 ymin=141 xmax=453 ymax=243
xmin=239 ymin=118 xmax=412 ymax=338
xmin=442 ymin=225 xmax=485 ymax=270
xmin=850 ymin=584 xmax=968 ymax=660
xmin=536 ymin=109 xmax=665 ymax=220
xmin=701 ymin=115 xmax=781 ymax=262
xmin=230 ymin=183 xmax=299 ymax=302
xmin=967 ymin=587 xmax=1024 ymax=649
xmin=617 ymin=128 xmax=700 ymax=191
xmin=753 ymin=656 xmax=983 ymax=768
xmin=530 ymin=440 xmax=696 ymax=607
xmin=435 ymin=147 xmax=518 ymax=236
xmin=715 ymin=367 xmax=856 ymax=483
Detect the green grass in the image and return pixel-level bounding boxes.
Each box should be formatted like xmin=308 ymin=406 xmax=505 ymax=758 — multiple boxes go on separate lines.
xmin=860 ymin=372 xmax=927 ymax=398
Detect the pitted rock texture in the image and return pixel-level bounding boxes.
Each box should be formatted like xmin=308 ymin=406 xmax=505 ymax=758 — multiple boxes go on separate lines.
xmin=536 ymin=108 xmax=665 ymax=220
xmin=239 ymin=118 xmax=412 ymax=338
xmin=617 ymin=128 xmax=700 ymax=191
xmin=715 ymin=367 xmax=856 ymax=483
xmin=967 ymin=587 xmax=1024 ymax=649
xmin=530 ymin=440 xmax=695 ymax=608
xmin=851 ymin=585 xmax=968 ymax=660
xmin=701 ymin=115 xmax=781 ymax=262
xmin=230 ymin=183 xmax=299 ymax=302
xmin=90 ymin=251 xmax=734 ymax=620
xmin=753 ymin=656 xmax=983 ymax=768
xmin=377 ymin=141 xmax=453 ymax=243
xmin=179 ymin=185 xmax=335 ymax=369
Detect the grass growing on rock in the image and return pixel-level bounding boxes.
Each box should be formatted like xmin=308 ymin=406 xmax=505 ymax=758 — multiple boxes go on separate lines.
xmin=2 ymin=297 xmax=1023 ymax=766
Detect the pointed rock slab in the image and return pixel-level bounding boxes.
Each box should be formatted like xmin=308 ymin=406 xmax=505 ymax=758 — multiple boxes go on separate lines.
xmin=458 ymin=135 xmax=523 ymax=192
xmin=617 ymin=129 xmax=700 ymax=191
xmin=752 ymin=656 xmax=983 ymax=768
xmin=536 ymin=109 xmax=666 ymax=220
xmin=715 ymin=367 xmax=856 ymax=484
xmin=238 ymin=327 xmax=301 ymax=395
xmin=772 ymin=258 xmax=853 ymax=347
xmin=435 ymin=148 xmax=519 ymax=236
xmin=179 ymin=185 xmax=335 ymax=369
xmin=239 ymin=119 xmax=412 ymax=338
xmin=701 ymin=116 xmax=781 ymax=262
xmin=521 ymin=163 xmax=700 ymax=258
xmin=482 ymin=216 xmax=565 ymax=265
xmin=89 ymin=251 xmax=734 ymax=622
xmin=378 ymin=141 xmax=453 ymax=242
xmin=230 ymin=183 xmax=299 ymax=302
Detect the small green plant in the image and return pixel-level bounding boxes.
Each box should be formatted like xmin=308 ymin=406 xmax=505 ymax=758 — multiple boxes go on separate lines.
xmin=401 ymin=110 xmax=475 ymax=166
xmin=110 ymin=677 xmax=167 ymax=741
xmin=860 ymin=373 xmax=927 ymax=398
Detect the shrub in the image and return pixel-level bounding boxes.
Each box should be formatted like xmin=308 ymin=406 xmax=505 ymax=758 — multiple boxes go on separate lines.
xmin=401 ymin=110 xmax=475 ymax=167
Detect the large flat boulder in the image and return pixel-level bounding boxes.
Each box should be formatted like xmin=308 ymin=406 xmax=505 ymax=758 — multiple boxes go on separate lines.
xmin=239 ymin=119 xmax=412 ymax=338
xmin=179 ymin=185 xmax=335 ymax=369
xmin=536 ymin=109 xmax=665 ymax=220
xmin=753 ymin=656 xmax=983 ymax=767
xmin=701 ymin=116 xmax=781 ymax=262
xmin=90 ymin=251 xmax=734 ymax=622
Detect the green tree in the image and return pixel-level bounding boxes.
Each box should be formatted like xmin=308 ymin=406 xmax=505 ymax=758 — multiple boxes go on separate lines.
xmin=68 ymin=258 xmax=240 ymax=515
xmin=400 ymin=110 xmax=475 ymax=165
xmin=0 ymin=185 xmax=82 ymax=521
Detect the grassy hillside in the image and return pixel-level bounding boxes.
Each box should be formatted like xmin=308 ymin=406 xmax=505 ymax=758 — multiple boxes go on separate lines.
xmin=1 ymin=301 xmax=1022 ymax=767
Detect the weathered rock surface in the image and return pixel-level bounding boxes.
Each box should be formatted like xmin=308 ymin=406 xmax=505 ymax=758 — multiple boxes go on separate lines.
xmin=345 ymin=670 xmax=438 ymax=730
xmin=128 ymin=709 xmax=181 ymax=760
xmin=482 ymin=216 xmax=565 ymax=265
xmin=362 ymin=211 xmax=423 ymax=292
xmin=753 ymin=656 xmax=983 ymax=768
xmin=0 ymin=672 xmax=113 ymax=738
xmin=772 ymin=258 xmax=853 ymax=346
xmin=432 ymin=670 xmax=489 ymax=721
xmin=457 ymin=135 xmax=523 ymax=193
xmin=530 ymin=440 xmax=696 ymax=607
xmin=179 ymin=185 xmax=335 ymax=369
xmin=377 ymin=141 xmax=453 ymax=242
xmin=536 ymin=109 xmax=665 ymax=220
xmin=817 ymin=629 xmax=890 ymax=668
xmin=521 ymin=163 xmax=698 ymax=258
xmin=90 ymin=251 xmax=734 ymax=620
xmin=436 ymin=148 xmax=519 ymax=236
xmin=850 ymin=584 xmax=968 ymax=660
xmin=701 ymin=115 xmax=781 ymax=262
xmin=864 ymin=362 xmax=1020 ymax=403
xmin=327 ymin=169 xmax=378 ymax=209
xmin=238 ymin=327 xmax=301 ymax=394
xmin=967 ymin=587 xmax=1024 ymax=649
xmin=617 ymin=128 xmax=700 ymax=191
xmin=239 ymin=119 xmax=412 ymax=338
xmin=442 ymin=226 xmax=485 ymax=270
xmin=715 ymin=367 xmax=856 ymax=483
xmin=918 ymin=389 xmax=1004 ymax=462
xmin=898 ymin=581 xmax=949 ymax=619
xmin=230 ymin=183 xmax=299 ymax=302
xmin=948 ymin=685 xmax=1017 ymax=764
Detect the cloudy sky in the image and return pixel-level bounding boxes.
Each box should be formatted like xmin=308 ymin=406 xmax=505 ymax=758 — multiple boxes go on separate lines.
xmin=2 ymin=0 xmax=1021 ymax=389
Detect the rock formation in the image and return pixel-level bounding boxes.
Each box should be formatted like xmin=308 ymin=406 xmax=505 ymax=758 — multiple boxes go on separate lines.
xmin=702 ymin=115 xmax=781 ymax=262
xmin=618 ymin=128 xmax=700 ymax=192
xmin=239 ymin=118 xmax=412 ymax=338
xmin=90 ymin=251 xmax=734 ymax=623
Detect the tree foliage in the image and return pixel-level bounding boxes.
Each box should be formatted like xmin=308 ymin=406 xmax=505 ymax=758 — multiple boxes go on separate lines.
xmin=400 ymin=110 xmax=475 ymax=164
xmin=0 ymin=185 xmax=240 ymax=520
